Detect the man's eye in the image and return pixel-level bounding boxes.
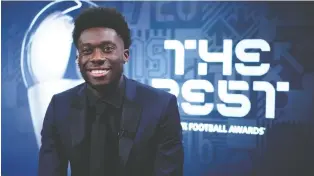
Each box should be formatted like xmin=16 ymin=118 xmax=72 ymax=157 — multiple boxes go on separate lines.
xmin=102 ymin=46 xmax=114 ymax=53
xmin=82 ymin=48 xmax=92 ymax=55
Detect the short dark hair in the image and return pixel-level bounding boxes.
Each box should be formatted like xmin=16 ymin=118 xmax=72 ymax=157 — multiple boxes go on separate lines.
xmin=72 ymin=7 xmax=131 ymax=49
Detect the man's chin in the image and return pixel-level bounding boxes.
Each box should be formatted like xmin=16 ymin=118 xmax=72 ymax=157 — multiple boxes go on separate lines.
xmin=89 ymin=80 xmax=111 ymax=87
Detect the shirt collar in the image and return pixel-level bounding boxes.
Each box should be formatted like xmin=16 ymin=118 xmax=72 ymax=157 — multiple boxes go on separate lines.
xmin=86 ymin=76 xmax=125 ymax=108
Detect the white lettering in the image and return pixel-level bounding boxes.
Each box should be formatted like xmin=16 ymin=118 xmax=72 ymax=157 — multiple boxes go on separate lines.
xmin=217 ymin=80 xmax=251 ymax=117
xmin=198 ymin=40 xmax=233 ymax=76
xmin=164 ymin=40 xmax=185 ymax=75
xmin=235 ymin=39 xmax=271 ymax=76
xmin=182 ymin=122 xmax=266 ymax=135
xmin=158 ymin=39 xmax=290 ymax=119
xmin=181 ymin=80 xmax=214 ymax=116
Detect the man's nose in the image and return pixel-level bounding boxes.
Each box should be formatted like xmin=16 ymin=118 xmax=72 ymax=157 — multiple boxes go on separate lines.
xmin=91 ymin=48 xmax=105 ymax=64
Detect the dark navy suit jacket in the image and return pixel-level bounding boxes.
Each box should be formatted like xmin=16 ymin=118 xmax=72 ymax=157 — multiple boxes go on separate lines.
xmin=38 ymin=77 xmax=184 ymax=176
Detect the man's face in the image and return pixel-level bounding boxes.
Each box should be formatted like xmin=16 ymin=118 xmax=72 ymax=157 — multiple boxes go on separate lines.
xmin=77 ymin=27 xmax=129 ymax=88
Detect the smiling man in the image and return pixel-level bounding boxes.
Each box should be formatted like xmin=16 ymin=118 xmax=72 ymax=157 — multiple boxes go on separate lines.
xmin=38 ymin=7 xmax=184 ymax=176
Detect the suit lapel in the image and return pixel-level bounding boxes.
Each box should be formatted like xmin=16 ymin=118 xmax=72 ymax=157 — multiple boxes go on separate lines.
xmin=69 ymin=83 xmax=87 ymax=148
xmin=119 ymin=77 xmax=142 ymax=167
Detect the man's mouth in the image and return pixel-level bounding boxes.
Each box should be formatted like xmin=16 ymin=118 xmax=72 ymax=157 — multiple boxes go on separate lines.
xmin=88 ymin=68 xmax=111 ymax=77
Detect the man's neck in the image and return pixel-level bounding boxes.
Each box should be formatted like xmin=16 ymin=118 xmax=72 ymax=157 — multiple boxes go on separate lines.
xmin=88 ymin=75 xmax=123 ymax=98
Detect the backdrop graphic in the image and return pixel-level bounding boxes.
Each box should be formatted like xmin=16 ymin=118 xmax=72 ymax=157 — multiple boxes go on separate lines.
xmin=2 ymin=1 xmax=314 ymax=176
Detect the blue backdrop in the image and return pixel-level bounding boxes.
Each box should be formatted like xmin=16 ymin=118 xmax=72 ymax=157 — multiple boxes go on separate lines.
xmin=2 ymin=1 xmax=314 ymax=175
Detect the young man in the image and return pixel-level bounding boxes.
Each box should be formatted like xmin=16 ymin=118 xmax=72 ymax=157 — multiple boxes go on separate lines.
xmin=38 ymin=7 xmax=184 ymax=176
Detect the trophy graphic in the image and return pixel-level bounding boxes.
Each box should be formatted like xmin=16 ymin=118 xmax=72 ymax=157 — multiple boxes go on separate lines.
xmin=20 ymin=0 xmax=98 ymax=147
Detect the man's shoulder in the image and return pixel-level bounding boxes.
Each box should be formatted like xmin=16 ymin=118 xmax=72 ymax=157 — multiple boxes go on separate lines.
xmin=130 ymin=79 xmax=175 ymax=102
xmin=53 ymin=82 xmax=85 ymax=100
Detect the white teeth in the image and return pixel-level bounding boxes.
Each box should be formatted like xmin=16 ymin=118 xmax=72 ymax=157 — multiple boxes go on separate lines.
xmin=91 ymin=70 xmax=106 ymax=74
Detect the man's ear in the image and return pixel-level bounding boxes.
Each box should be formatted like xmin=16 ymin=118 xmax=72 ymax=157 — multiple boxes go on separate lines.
xmin=76 ymin=50 xmax=79 ymax=64
xmin=123 ymin=49 xmax=130 ymax=63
